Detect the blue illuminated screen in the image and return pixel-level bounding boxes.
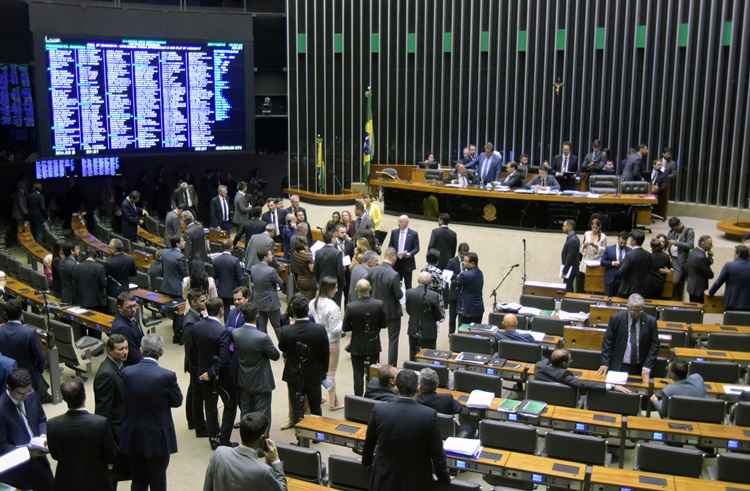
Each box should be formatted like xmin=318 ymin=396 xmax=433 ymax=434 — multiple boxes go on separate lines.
xmin=728 ymin=440 xmax=739 ymax=449
xmin=45 ymin=36 xmax=245 ymax=156
xmin=456 ymin=461 xmax=466 ymax=469
xmin=0 ymin=64 xmax=34 ymax=127
xmin=35 ymin=158 xmax=75 ymax=180
xmin=81 ymin=157 xmax=120 ymax=177
xmin=653 ymin=432 xmax=663 ymax=441
xmin=532 ymin=474 xmax=543 ymax=483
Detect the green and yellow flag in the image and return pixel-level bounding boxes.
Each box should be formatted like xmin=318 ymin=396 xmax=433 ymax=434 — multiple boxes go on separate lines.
xmin=362 ymin=87 xmax=374 ymax=182
xmin=315 ymin=134 xmax=326 ymax=193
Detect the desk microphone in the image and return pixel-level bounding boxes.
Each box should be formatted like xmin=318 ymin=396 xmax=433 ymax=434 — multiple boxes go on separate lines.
xmin=510 ymin=264 xmax=519 ymax=268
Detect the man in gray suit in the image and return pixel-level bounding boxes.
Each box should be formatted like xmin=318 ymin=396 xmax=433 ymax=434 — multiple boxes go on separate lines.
xmin=367 ymin=247 xmax=404 ymax=366
xmin=667 ymin=217 xmax=695 ymax=300
xmin=203 ymin=412 xmax=286 ymax=491
xmin=245 ymin=224 xmax=276 ymax=270
xmin=349 ymin=251 xmax=378 ymax=303
xmin=157 ymin=237 xmax=188 ymax=298
xmin=354 ymin=201 xmax=373 ymax=237
xmin=183 ymin=211 xmax=208 ymax=264
xmin=650 ymin=360 xmax=707 ymax=417
xmin=233 ymin=182 xmax=251 ymax=230
xmin=250 ymin=249 xmax=284 ymax=335
xmin=164 ymin=205 xmax=182 ymax=243
xmin=232 ymin=303 xmax=279 ymax=428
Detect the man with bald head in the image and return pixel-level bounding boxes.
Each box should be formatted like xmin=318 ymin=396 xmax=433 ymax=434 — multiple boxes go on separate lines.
xmin=343 ymin=279 xmax=387 ymax=396
xmin=388 ymin=214 xmax=420 ymax=290
xmin=536 ymin=349 xmax=631 ymax=394
xmin=494 ymin=314 xmax=534 ymax=343
xmin=406 ymin=272 xmax=444 ymax=361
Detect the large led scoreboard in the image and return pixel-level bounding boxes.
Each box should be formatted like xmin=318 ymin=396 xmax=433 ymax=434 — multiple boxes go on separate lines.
xmin=44 ymin=36 xmax=246 ymax=156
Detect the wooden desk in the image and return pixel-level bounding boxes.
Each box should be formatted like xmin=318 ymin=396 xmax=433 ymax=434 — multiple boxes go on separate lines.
xmin=541 ymin=405 xmax=622 ymax=438
xmin=523 ymin=281 xmax=568 ymax=298
xmin=503 ymin=453 xmax=586 ymax=490
xmin=674 ymin=476 xmax=750 ymax=491
xmin=690 ymin=323 xmax=750 ymax=336
xmin=17 ymin=224 xmax=49 ymax=266
xmin=697 ymin=421 xmax=750 ymax=451
xmin=130 ymin=288 xmax=186 ymax=315
xmin=704 ymin=295 xmax=725 ymax=314
xmin=72 ymin=214 xmax=155 ymax=271
xmin=457 ymin=325 xmax=561 ymax=349
xmin=563 ymin=325 xmax=606 ymax=350
xmin=590 ymin=466 xmax=675 ymax=491
xmin=445 ymin=446 xmax=510 ymax=476
xmin=415 ymin=350 xmax=532 ymax=380
xmin=589 ymin=304 xmax=627 ymax=326
xmin=672 ymin=347 xmax=750 ymax=366
xmin=585 ymin=265 xmax=673 ymax=298
xmin=564 ymin=292 xmax=702 ymax=311
xmin=626 ymin=416 xmax=701 ymax=445
xmin=288 ymin=477 xmax=328 ymax=490
xmin=294 ymin=415 xmax=366 ymax=451
xmin=137 ymin=226 xmax=165 ymax=248
xmin=5 ymin=276 xmax=60 ymax=305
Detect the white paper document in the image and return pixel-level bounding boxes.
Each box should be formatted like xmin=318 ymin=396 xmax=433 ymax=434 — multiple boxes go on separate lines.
xmin=518 ymin=306 xmax=542 ymax=316
xmin=309 ymin=241 xmax=326 ymax=259
xmin=0 ymin=447 xmax=30 ymax=474
xmin=557 ymin=310 xmax=590 ymax=322
xmin=524 ymin=280 xmax=567 ymax=290
xmin=444 ymin=437 xmax=482 ymax=457
xmin=342 ymin=255 xmax=352 ymax=267
xmin=497 ymin=302 xmax=522 ymax=312
xmin=583 ymin=259 xmax=601 ymax=268
xmin=605 ymin=371 xmax=629 ymax=385
xmin=466 ymin=390 xmax=495 ymax=409
xmin=723 ymin=384 xmax=750 ymax=395
xmin=441 ymin=269 xmax=454 ymax=286
xmin=66 ymin=307 xmax=88 ymax=315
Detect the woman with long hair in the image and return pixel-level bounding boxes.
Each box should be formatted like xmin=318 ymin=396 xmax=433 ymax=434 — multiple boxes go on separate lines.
xmin=309 ymin=276 xmax=343 ymax=410
xmin=291 ymin=237 xmax=316 ymax=299
xmin=340 ymin=210 xmax=356 ymax=238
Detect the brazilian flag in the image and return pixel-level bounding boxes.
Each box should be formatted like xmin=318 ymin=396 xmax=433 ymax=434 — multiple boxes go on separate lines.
xmin=316 ymin=134 xmax=326 ymax=193
xmin=362 ymin=87 xmax=374 ymax=182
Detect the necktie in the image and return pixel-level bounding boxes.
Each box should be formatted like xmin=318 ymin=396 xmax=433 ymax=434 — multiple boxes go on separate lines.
xmin=15 ymin=402 xmax=32 ymax=438
xmin=482 ymin=159 xmax=488 ymax=180
xmin=618 ymin=248 xmax=623 ymax=262
xmin=563 ymin=156 xmax=568 ymax=173
xmin=629 ymin=318 xmax=638 ymax=365
xmin=222 ymin=198 xmax=228 ymax=221
xmin=399 ymin=230 xmax=406 ymax=253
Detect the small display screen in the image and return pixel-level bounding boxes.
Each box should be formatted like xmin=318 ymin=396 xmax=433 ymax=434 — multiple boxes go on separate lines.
xmin=532 ymin=474 xmax=543 ymax=483
xmin=315 ymin=432 xmax=325 ymax=441
xmin=653 ymin=432 xmax=663 ymax=441
xmin=575 ymin=423 xmax=587 ymax=431
xmin=455 ymin=460 xmax=466 ymax=469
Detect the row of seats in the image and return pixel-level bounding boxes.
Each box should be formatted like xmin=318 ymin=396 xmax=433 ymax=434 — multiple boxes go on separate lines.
xmin=0 ymin=252 xmax=48 ymax=292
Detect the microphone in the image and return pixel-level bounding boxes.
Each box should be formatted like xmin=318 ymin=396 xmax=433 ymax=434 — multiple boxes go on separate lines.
xmin=510 ymin=264 xmax=520 ymax=268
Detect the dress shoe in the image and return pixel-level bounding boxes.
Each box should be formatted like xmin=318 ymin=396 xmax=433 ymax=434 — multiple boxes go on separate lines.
xmin=209 ymin=438 xmax=221 ymax=450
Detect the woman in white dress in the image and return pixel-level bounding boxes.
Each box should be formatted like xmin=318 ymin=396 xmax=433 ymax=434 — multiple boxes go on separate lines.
xmin=309 ymin=276 xmax=343 ymax=410
xmin=579 ymin=215 xmax=608 ymax=292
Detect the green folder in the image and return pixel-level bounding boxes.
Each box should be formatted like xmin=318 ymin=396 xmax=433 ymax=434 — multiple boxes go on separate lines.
xmin=519 ymin=400 xmax=548 ymax=416
xmin=497 ymin=399 xmax=523 ymax=412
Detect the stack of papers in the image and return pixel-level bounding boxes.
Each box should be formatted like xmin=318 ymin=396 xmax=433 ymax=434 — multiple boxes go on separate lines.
xmin=518 ymin=306 xmax=542 ymax=316
xmin=309 ymin=241 xmax=326 ymax=259
xmin=513 ymin=188 xmax=533 ymax=194
xmin=466 ymin=390 xmax=495 ymax=409
xmin=605 ymin=371 xmax=629 ymax=385
xmin=0 ymin=447 xmax=30 ymax=474
xmin=723 ymin=384 xmax=750 ymax=395
xmin=497 ymin=302 xmax=523 ymax=312
xmin=557 ymin=311 xmax=590 ymax=322
xmin=66 ymin=307 xmax=88 ymax=315
xmin=444 ymin=437 xmax=482 ymax=458
xmin=515 ymin=329 xmax=546 ymax=342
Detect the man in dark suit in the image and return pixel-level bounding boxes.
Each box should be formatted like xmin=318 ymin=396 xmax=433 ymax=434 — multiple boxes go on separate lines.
xmin=686 ymin=235 xmax=714 ymax=303
xmin=120 ymin=334 xmax=182 ymax=491
xmin=156 ymin=237 xmax=188 ymax=299
xmin=212 ymin=240 xmax=244 ymax=316
xmin=363 ymin=369 xmax=450 ymax=491
xmin=367 ymin=248 xmax=404 ymax=367
xmin=226 ymin=286 xmax=248 ymax=332
xmin=475 ymin=142 xmax=503 ymax=184
xmin=0 ymin=299 xmax=47 ymax=397
xmin=183 ymin=211 xmax=208 ymax=264
xmin=597 ymin=294 xmax=660 ymax=382
xmin=278 ymin=294 xmax=329 ymax=426
xmin=9 ymin=182 xmax=28 ymax=247
xmin=600 ymin=232 xmax=631 ymax=297
xmin=709 ymin=244 xmax=750 ymax=311
xmin=121 ymin=190 xmax=147 ymax=242
xmin=172 ymin=180 xmax=199 ymax=218
xmin=500 ymin=161 xmax=525 ymax=188
xmin=620 ymin=145 xmax=649 ymax=181
xmin=209 ymin=185 xmax=232 ymax=233
xmin=405 ymin=272 xmax=444 ymax=361
xmin=365 ymin=365 xmax=398 ymax=401
xmin=233 ymin=206 xmax=267 ymax=247
xmin=262 ymin=198 xmax=285 ymax=238
xmin=233 ymin=303 xmax=279 ymax=428
xmin=110 ymin=292 xmax=144 ymax=366
xmin=332 ymin=224 xmax=356 ymax=304
xmin=164 ymin=205 xmax=182 ymax=244
xmin=191 ymin=298 xmax=230 ymax=448
xmin=537 ymin=349 xmax=632 ymax=394
xmin=285 ymin=194 xmax=307 ymax=221
xmin=182 ymin=289 xmax=208 ymax=437
xmin=445 ymin=243 xmax=469 ymax=334
xmin=48 ymin=377 xmax=117 ymax=491
xmin=314 ymin=232 xmax=345 ymax=304
xmin=27 ymin=183 xmax=47 ymax=243
xmin=74 ymin=256 xmax=107 ymax=309
xmin=0 ymin=369 xmax=54 ymax=491
xmin=560 ymin=219 xmax=581 ymax=292
xmin=106 ymin=238 xmax=137 ymax=297
xmin=417 ymin=367 xmax=475 ymax=438
xmin=250 ymin=249 xmax=284 ymax=335
xmin=526 ymin=164 xmax=561 ymax=190
xmin=94 ymin=333 xmax=129 ymax=486
xmin=0 ymin=352 xmax=16 ymax=388
xmin=388 ymin=215 xmax=420 ymax=290
xmin=650 ymin=159 xmax=671 ymax=217
xmin=59 ymin=242 xmax=79 ymax=304
xmin=428 ymin=213 xmax=457 ymax=269
xmin=617 ymin=230 xmax=653 ymax=298
xmin=343 ymin=279 xmax=387 ymax=396
xmin=667 ymin=217 xmax=695 ymax=301
xmin=244 ymin=224 xmax=276 ymax=270
xmin=456 ymin=251 xmax=484 ymax=325
xmin=550 ymin=141 xmax=579 ymax=175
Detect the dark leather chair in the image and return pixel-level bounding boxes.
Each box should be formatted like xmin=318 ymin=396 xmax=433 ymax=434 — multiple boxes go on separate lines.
xmin=665 ymin=395 xmax=726 ymax=424
xmin=717 ymin=452 xmax=750 ymax=484
xmin=519 ymin=294 xmax=556 ymax=310
xmin=545 ymin=431 xmax=606 ymax=465
xmin=498 ymin=339 xmax=542 ymax=363
xmin=449 ymin=333 xmax=495 ymax=355
xmin=479 ymin=420 xmax=537 ymax=454
xmin=526 ymin=380 xmax=577 ymax=408
xmin=689 ymin=360 xmax=741 ymax=383
xmin=328 ymin=455 xmax=369 ymax=490
xmin=659 ymin=307 xmax=703 ymax=324
xmin=636 ymin=442 xmax=703 ymax=478
xmin=530 ymin=316 xmax=565 ymax=336
xmin=587 ymin=390 xmax=642 ymax=416
xmin=708 ymin=332 xmax=750 ymax=352
xmin=402 ymin=361 xmax=449 ymax=388
xmin=723 ymin=310 xmax=750 ymax=326
xmin=344 ymin=395 xmax=380 ymax=424
xmin=453 ymin=369 xmax=502 ymax=397
xmin=277 ymin=443 xmax=323 ymax=483
xmin=568 ymin=348 xmax=601 ymax=370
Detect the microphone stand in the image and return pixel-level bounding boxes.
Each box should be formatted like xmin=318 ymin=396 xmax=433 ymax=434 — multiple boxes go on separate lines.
xmin=522 ymin=239 xmax=528 ymax=286
xmin=490 ymin=264 xmax=519 ymax=311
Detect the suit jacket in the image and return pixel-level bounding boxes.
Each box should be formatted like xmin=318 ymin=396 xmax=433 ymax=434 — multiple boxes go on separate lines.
xmin=561 ymin=233 xmax=581 ymax=281
xmin=364 ymin=379 xmax=397 ymax=401
xmin=203 ymin=445 xmax=286 ymax=491
xmin=94 ymin=356 xmax=126 ymax=432
xmin=600 ymin=311 xmax=659 ymax=371
xmin=551 ymin=153 xmax=579 ymax=174
xmin=476 ymin=152 xmax=503 ymax=183
xmin=106 ymin=253 xmax=137 ymax=297
xmin=655 ymin=373 xmax=707 ymax=417
xmin=185 ymin=222 xmax=208 ymax=262
xmin=234 ymin=219 xmax=267 ymax=247
xmin=172 ymin=185 xmax=199 ymax=210
xmin=667 ymin=227 xmax=695 ymax=283
xmin=164 ymin=210 xmax=182 ymax=242
xmin=121 ymin=197 xmax=142 ymax=241
xmin=445 ymin=255 xmax=463 ymax=303
xmin=0 ymin=354 xmax=16 ymax=388
xmin=534 ymin=358 xmax=605 ymax=392
xmin=456 ymin=267 xmax=484 ymax=318
xmin=342 ymin=298 xmax=386 ymax=356
xmin=405 ymin=286 xmax=444 ymax=340
xmin=600 ymin=245 xmax=630 ymax=288
xmin=27 ymin=191 xmax=47 ymax=223
xmin=687 ymin=248 xmax=714 ymax=298
xmin=10 ymin=188 xmax=28 ymax=222
xmin=0 ymin=321 xmax=45 ymax=379
xmin=212 ymin=252 xmax=244 ymax=299
xmin=110 ymin=313 xmax=144 ymax=366
xmin=314 ymin=244 xmax=344 ymax=286
xmin=245 ymin=232 xmax=275 ymax=269
xmin=0 ymin=391 xmax=49 ymax=488
xmin=617 ymin=247 xmax=653 ymax=297
xmin=355 ymin=214 xmax=374 ymax=236
xmin=278 ymin=320 xmax=329 ymax=386
xmin=182 ymin=309 xmax=204 ymax=376
xmin=363 ymin=397 xmax=449 ymax=491
xmin=349 ymin=264 xmax=371 ymax=302
xmin=120 ymin=358 xmax=182 ymax=457
xmin=526 ymin=174 xmax=561 ymax=190
xmin=367 ymin=263 xmax=403 ymax=320
xmin=192 ymin=317 xmax=230 ymax=380
xmin=232 ymin=192 xmax=250 ymax=226
xmin=620 ymin=153 xmax=643 ymax=181
xmin=250 ymin=262 xmax=283 ymax=312
xmin=428 ymin=226 xmax=457 ymax=269
xmin=59 ymin=256 xmax=78 ymax=303
xmin=262 ymin=209 xmax=285 ymax=234
xmin=48 ymin=410 xmax=117 ymax=491
xmin=74 ymin=259 xmax=107 ymax=308
xmin=709 ymin=258 xmax=750 ymax=311
xmin=388 ymin=228 xmax=420 ymax=272
xmin=233 ymin=324 xmax=279 ymax=393
xmin=501 ymin=171 xmax=525 ymax=188
xmin=209 ymin=195 xmax=232 ymax=228
xmin=159 ymin=247 xmax=188 ymax=297
xmin=416 ymin=392 xmax=462 ymax=415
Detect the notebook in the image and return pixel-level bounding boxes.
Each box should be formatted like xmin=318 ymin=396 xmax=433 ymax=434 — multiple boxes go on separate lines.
xmin=444 ymin=437 xmax=482 ymax=458
xmin=496 ymin=399 xmax=523 ymax=413
xmin=466 ymin=390 xmax=495 ymax=409
xmin=519 ymin=400 xmax=548 ymax=416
